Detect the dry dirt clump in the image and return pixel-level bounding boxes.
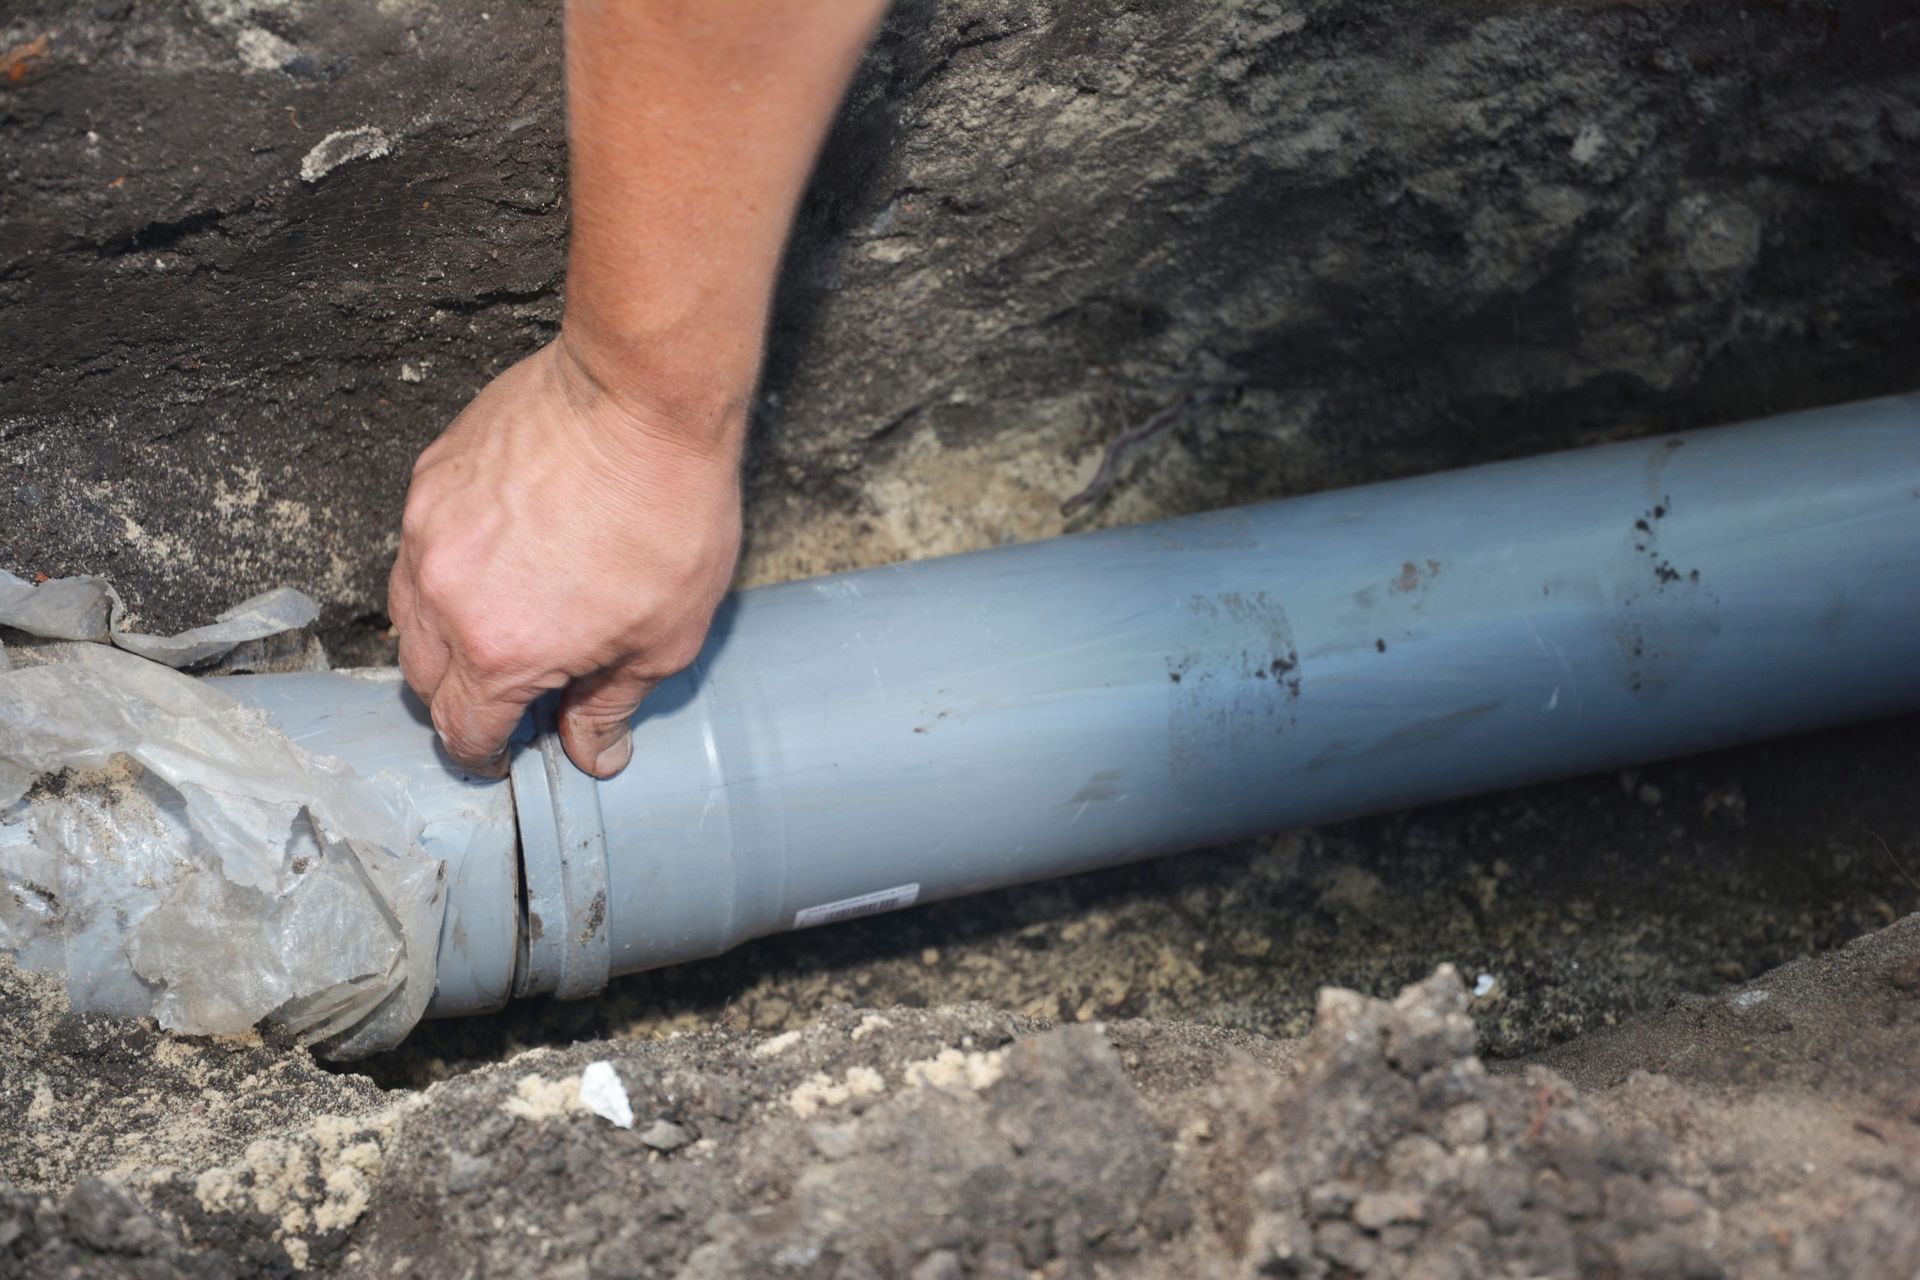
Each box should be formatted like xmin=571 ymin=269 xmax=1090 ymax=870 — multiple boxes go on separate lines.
xmin=343 ymin=923 xmax=1920 ymax=1280
xmin=0 ymin=958 xmax=407 ymax=1275
xmin=1203 ymin=964 xmax=1920 ymax=1279
xmin=9 ymin=917 xmax=1916 ymax=1278
xmin=0 ymin=962 xmax=390 ymax=1194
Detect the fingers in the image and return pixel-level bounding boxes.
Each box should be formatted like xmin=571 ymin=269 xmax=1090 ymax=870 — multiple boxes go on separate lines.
xmin=559 ymin=663 xmax=658 ymax=779
xmin=427 ymin=664 xmax=534 ymax=778
xmin=395 ymin=624 xmax=452 ymax=708
xmin=389 ymin=549 xmax=448 ymax=700
xmin=393 ymin=541 xmax=527 ymax=775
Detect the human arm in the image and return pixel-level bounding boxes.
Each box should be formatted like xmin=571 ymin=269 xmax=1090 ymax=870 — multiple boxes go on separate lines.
xmin=389 ymin=0 xmax=888 ymax=778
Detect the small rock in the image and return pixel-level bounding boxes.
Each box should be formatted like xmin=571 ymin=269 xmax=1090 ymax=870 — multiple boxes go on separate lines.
xmin=1315 ymin=1219 xmax=1379 ymax=1272
xmin=446 ymin=1150 xmax=493 ymax=1195
xmin=1385 ymin=1135 xmax=1448 ymax=1186
xmin=639 ymin=1119 xmax=694 ymax=1152
xmin=807 ymin=1120 xmax=860 ymax=1162
xmin=1417 ymin=1056 xmax=1489 ymax=1109
xmin=1889 ymin=952 xmax=1920 ymax=992
xmin=1245 ymin=1212 xmax=1316 ymax=1274
xmin=1379 ymin=1223 xmax=1423 ymax=1253
xmin=61 ymin=1180 xmax=164 ymax=1255
xmin=1439 ymin=1103 xmax=1490 ymax=1149
xmin=1664 ymin=192 xmax=1763 ymax=287
xmin=1141 ymin=1191 xmax=1193 ymax=1241
xmin=910 ymin=1251 xmax=964 ymax=1280
xmin=1569 ymin=122 xmax=1606 ymax=165
xmin=976 ymin=1241 xmax=1024 ymax=1276
xmin=1656 ymin=1187 xmax=1703 ymax=1223
xmin=1384 ymin=969 xmax=1475 ymax=1075
xmin=1250 ymin=1167 xmax=1290 ymax=1212
xmin=1601 ymin=1173 xmax=1654 ymax=1222
xmin=1015 ymin=1216 xmax=1054 ymax=1266
xmin=1532 ymin=1168 xmax=1574 ymax=1216
xmin=1353 ymin=1191 xmax=1426 ymax=1232
xmin=1308 ymin=1180 xmax=1360 ymax=1219
xmin=300 ymin=125 xmax=392 ymax=183
xmin=1474 ymin=1163 xmax=1533 ymax=1235
xmin=235 ymin=26 xmax=296 ymax=73
xmin=1700 ymin=784 xmax=1747 ymax=823
xmin=1314 ymin=985 xmax=1370 ymax=1036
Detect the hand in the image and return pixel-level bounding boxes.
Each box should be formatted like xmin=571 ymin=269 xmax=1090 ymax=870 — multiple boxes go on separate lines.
xmin=389 ymin=337 xmax=743 ymax=778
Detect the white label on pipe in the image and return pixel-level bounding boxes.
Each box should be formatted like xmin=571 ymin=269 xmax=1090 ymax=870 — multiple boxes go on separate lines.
xmin=794 ymin=883 xmax=921 ymax=930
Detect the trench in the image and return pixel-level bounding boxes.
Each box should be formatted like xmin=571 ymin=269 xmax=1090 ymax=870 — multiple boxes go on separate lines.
xmin=8 ymin=0 xmax=1920 ymax=1272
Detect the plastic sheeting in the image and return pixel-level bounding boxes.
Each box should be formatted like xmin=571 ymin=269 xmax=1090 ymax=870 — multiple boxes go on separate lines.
xmin=0 ymin=569 xmax=319 ymax=667
xmin=0 ymin=578 xmax=444 ymax=1058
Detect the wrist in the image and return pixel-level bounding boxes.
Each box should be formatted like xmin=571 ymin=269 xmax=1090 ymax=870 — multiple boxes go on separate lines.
xmin=550 ymin=323 xmax=752 ymax=465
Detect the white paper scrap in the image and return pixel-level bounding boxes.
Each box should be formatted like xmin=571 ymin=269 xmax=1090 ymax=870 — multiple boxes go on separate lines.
xmin=579 ymin=1060 xmax=634 ymax=1129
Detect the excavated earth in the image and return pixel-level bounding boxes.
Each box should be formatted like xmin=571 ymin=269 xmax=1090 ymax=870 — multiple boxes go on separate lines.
xmin=4 ymin=0 xmax=1920 ymax=1276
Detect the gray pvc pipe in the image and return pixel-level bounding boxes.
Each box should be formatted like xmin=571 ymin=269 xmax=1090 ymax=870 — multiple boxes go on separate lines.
xmin=220 ymin=393 xmax=1920 ymax=1020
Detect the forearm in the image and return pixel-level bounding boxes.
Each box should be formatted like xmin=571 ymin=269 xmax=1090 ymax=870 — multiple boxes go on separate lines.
xmin=395 ymin=1 xmax=886 ymax=776
xmin=559 ymin=0 xmax=888 ymax=450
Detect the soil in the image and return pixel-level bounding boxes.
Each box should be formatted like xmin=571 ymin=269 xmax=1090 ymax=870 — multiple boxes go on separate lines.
xmin=6 ymin=912 xmax=1920 ymax=1278
xmin=4 ymin=1 xmax=1920 ymax=1276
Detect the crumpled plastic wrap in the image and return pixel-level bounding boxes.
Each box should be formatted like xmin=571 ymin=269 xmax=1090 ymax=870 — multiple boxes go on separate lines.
xmin=0 ymin=577 xmax=444 ymax=1058
xmin=0 ymin=568 xmax=319 ymax=667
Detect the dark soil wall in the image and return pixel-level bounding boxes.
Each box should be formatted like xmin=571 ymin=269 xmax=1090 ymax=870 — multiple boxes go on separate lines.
xmin=4 ymin=0 xmax=1918 ymax=638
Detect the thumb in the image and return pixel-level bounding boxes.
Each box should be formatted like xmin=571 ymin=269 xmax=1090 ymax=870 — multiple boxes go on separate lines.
xmin=559 ymin=663 xmax=657 ymax=779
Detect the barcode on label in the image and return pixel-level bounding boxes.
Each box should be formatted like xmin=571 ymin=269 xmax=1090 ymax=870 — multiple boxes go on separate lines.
xmin=793 ymin=883 xmax=921 ymax=930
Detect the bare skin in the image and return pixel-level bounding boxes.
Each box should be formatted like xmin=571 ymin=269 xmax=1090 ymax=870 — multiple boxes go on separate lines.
xmin=390 ymin=0 xmax=888 ymax=778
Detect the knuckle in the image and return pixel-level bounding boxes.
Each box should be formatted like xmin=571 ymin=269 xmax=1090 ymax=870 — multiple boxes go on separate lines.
xmin=459 ymin=626 xmax=526 ymax=679
xmin=398 ymin=490 xmax=428 ymax=535
xmin=398 ymin=509 xmax=427 ymax=549
xmin=409 ymin=440 xmax=446 ymax=480
xmin=653 ymin=635 xmax=705 ymax=676
xmin=394 ymin=636 xmax=441 ymax=695
xmin=412 ymin=549 xmax=465 ymax=608
xmin=386 ymin=580 xmax=414 ymax=631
